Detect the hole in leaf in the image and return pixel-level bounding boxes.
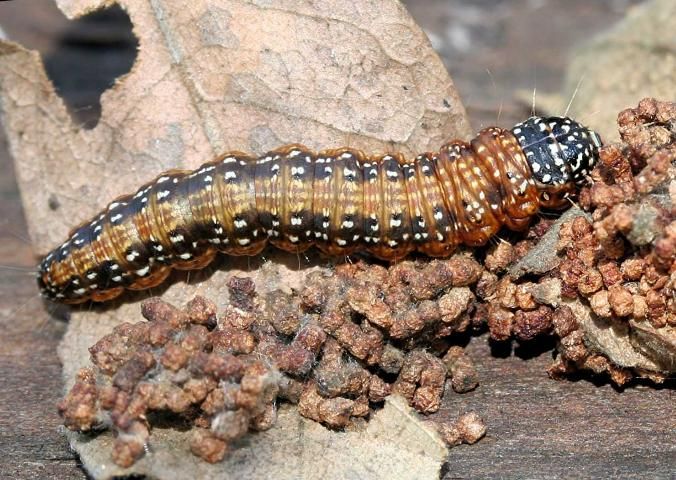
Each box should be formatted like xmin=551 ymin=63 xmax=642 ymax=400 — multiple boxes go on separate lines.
xmin=42 ymin=4 xmax=138 ymax=129
xmin=3 ymin=3 xmax=139 ymax=130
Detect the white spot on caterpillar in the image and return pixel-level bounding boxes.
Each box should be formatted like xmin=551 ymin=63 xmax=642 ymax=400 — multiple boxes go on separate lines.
xmin=136 ymin=266 xmax=150 ymax=276
xmin=157 ymin=190 xmax=170 ymax=200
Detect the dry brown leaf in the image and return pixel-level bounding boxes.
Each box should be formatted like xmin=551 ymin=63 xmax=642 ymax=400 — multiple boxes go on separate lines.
xmin=63 ymin=395 xmax=449 ymax=480
xmin=566 ymin=299 xmax=670 ymax=373
xmin=1 ymin=0 xmax=470 ymax=254
xmin=0 ymin=0 xmax=469 ymax=478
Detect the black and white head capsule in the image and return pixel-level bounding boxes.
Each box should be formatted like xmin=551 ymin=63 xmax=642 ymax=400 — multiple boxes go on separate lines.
xmin=511 ymin=116 xmax=602 ymax=186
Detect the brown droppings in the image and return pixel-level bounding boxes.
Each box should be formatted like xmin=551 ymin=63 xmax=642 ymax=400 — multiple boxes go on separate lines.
xmin=512 ymin=306 xmax=553 ymax=342
xmin=368 ymin=375 xmax=392 ymax=403
xmin=443 ymin=346 xmax=479 ymax=393
xmin=590 ymin=290 xmax=612 ymax=318
xmin=318 ymin=396 xmax=355 ymax=428
xmin=112 ymin=350 xmax=156 ymax=392
xmin=209 ymin=327 xmax=256 ymax=355
xmin=185 ymin=295 xmax=217 ymax=328
xmin=394 ymin=350 xmax=447 ymax=414
xmin=57 ymin=368 xmax=99 ymax=431
xmin=190 ymin=429 xmax=228 ymax=463
xmin=265 ymin=290 xmax=302 ymax=335
xmin=456 ymin=412 xmax=487 ymax=444
xmin=438 ymin=288 xmax=475 ymax=324
xmin=211 ymin=410 xmax=250 ymax=441
xmin=485 ymin=241 xmax=515 ymax=273
xmin=431 ymin=411 xmax=486 ymax=447
xmin=577 ymin=268 xmax=604 ymax=296
xmin=160 ymin=344 xmax=190 ymax=371
xmin=226 ymin=276 xmax=257 ymax=312
xmin=608 ymin=284 xmax=634 ymax=317
xmin=487 ymin=304 xmax=514 ymax=341
xmin=111 ymin=421 xmax=149 ymax=468
xmin=551 ymin=306 xmax=578 ymax=338
xmin=141 ymin=297 xmax=190 ymax=328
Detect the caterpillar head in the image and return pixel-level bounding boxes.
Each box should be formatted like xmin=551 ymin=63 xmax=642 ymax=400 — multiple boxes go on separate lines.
xmin=512 ymin=116 xmax=602 ymax=207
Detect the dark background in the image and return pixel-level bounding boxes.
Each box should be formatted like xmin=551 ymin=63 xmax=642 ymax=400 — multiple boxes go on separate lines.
xmin=1 ymin=1 xmax=673 ymax=479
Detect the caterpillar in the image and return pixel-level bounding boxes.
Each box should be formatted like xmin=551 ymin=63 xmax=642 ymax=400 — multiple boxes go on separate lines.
xmin=38 ymin=116 xmax=602 ymax=304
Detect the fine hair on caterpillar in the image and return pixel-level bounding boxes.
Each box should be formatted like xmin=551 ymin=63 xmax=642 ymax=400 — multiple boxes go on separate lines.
xmin=38 ymin=116 xmax=602 ymax=304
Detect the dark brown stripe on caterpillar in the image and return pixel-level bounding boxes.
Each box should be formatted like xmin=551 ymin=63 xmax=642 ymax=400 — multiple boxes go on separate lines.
xmin=38 ymin=116 xmax=602 ymax=304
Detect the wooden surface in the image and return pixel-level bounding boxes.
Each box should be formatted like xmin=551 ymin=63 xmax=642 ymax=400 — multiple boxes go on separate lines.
xmin=0 ymin=1 xmax=673 ymax=479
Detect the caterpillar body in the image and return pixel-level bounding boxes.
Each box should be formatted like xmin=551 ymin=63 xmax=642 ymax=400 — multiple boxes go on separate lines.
xmin=38 ymin=116 xmax=602 ymax=304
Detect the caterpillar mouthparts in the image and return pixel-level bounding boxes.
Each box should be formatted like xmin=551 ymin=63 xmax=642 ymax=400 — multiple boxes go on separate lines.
xmin=38 ymin=115 xmax=602 ymax=304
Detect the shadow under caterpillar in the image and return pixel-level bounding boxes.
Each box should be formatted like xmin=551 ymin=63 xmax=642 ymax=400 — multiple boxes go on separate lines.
xmin=38 ymin=116 xmax=602 ymax=304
